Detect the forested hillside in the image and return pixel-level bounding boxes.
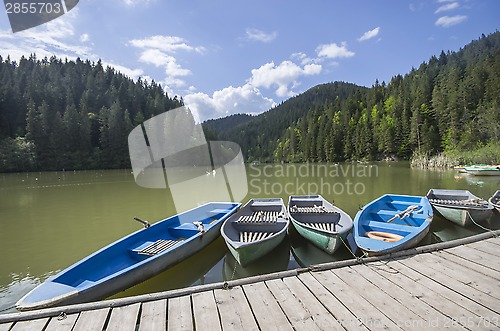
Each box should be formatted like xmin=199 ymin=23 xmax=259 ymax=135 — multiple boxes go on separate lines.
xmin=217 ymin=32 xmax=500 ymax=163
xmin=0 ymin=55 xmax=182 ymax=172
xmin=214 ymin=82 xmax=368 ymax=161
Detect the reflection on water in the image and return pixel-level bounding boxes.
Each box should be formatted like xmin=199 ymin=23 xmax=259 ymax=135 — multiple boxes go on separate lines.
xmin=0 ymin=163 xmax=498 ymax=314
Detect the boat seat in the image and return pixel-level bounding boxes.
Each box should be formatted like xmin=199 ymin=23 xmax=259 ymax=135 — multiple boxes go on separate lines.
xmin=132 ymin=239 xmax=183 ymax=256
xmin=303 ymin=222 xmax=336 ymax=233
xmin=365 ymin=220 xmax=419 ymax=233
xmin=239 ymin=231 xmax=274 ymax=243
xmin=290 ymin=206 xmax=338 ymax=214
xmin=236 ymin=211 xmax=283 ymax=224
xmin=208 ymin=208 xmax=233 ymax=215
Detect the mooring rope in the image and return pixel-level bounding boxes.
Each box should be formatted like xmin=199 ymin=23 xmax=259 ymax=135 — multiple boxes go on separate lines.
xmin=467 ymin=211 xmax=498 ymax=237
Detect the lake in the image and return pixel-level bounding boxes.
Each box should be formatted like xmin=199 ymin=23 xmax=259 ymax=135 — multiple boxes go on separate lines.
xmin=1 ymin=162 xmax=499 ymax=313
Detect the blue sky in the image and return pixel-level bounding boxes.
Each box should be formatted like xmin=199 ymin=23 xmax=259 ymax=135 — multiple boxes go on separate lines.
xmin=0 ymin=0 xmax=498 ymax=121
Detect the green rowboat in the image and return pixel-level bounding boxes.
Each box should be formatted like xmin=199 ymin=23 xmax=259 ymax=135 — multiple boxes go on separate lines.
xmin=221 ymin=198 xmax=289 ymax=267
xmin=288 ymin=195 xmax=353 ymax=254
xmin=426 ymin=189 xmax=493 ymax=227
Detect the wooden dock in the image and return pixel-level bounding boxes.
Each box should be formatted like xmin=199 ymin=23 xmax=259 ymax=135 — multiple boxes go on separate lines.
xmin=1 ymin=231 xmax=499 ymax=330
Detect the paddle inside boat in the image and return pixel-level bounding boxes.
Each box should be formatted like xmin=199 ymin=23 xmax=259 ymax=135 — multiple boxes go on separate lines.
xmin=16 ymin=202 xmax=240 ymax=311
xmin=221 ymin=198 xmax=289 ymax=267
xmin=353 ymin=194 xmax=433 ymax=256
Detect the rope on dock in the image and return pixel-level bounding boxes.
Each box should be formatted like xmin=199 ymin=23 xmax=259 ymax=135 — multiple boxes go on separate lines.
xmin=428 ymin=198 xmax=489 ymax=208
xmin=467 ymin=211 xmax=498 ymax=237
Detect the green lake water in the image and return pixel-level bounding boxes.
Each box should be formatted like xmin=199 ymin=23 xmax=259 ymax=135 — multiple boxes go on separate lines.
xmin=1 ymin=162 xmax=499 ymax=313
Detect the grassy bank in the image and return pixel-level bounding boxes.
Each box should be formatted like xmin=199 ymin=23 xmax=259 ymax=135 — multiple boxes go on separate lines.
xmin=410 ymin=142 xmax=500 ymax=168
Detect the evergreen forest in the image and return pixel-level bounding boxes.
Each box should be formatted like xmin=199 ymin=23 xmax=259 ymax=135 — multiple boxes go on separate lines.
xmin=0 ymin=56 xmax=182 ymax=172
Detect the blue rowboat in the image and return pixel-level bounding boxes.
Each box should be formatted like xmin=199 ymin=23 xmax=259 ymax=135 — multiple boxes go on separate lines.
xmin=354 ymin=194 xmax=433 ymax=256
xmin=288 ymin=195 xmax=353 ymax=254
xmin=221 ymin=198 xmax=289 ymax=267
xmin=16 ymin=202 xmax=240 ymax=311
xmin=427 ymin=189 xmax=494 ymax=226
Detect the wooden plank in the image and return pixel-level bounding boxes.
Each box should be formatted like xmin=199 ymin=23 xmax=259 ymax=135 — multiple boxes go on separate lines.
xmin=72 ymin=308 xmax=110 ymax=331
xmin=139 ymin=299 xmax=166 ymax=331
xmin=349 ymin=264 xmax=449 ymax=326
xmin=167 ymin=296 xmax=193 ymax=331
xmin=335 ymin=267 xmax=436 ymax=330
xmin=399 ymin=254 xmax=500 ymax=315
xmin=265 ymin=278 xmax=321 ymax=331
xmin=467 ymin=240 xmax=500 ymax=257
xmin=0 ymin=323 xmax=12 ymax=331
xmin=333 ymin=266 xmax=419 ymax=331
xmin=390 ymin=259 xmax=499 ymax=329
xmin=192 ymin=291 xmax=221 ymax=331
xmin=431 ymin=250 xmax=500 ymax=285
xmin=447 ymin=244 xmax=500 ymax=271
xmin=282 ymin=276 xmax=343 ymax=331
xmin=310 ymin=270 xmax=400 ymax=330
xmin=11 ymin=318 xmax=49 ymax=331
xmin=45 ymin=313 xmax=79 ymax=331
xmin=214 ymin=287 xmax=258 ymax=331
xmin=439 ymin=250 xmax=500 ymax=281
xmin=106 ymin=303 xmax=140 ymax=331
xmin=485 ymin=238 xmax=500 ymax=246
xmin=242 ymin=282 xmax=293 ymax=331
xmin=369 ymin=260 xmax=470 ymax=330
xmin=297 ymin=272 xmax=368 ymax=331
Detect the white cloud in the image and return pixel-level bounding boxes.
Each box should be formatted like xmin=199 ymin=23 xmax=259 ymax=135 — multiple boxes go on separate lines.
xmin=245 ymin=28 xmax=277 ymax=43
xmin=129 ymin=35 xmax=205 ymax=54
xmin=122 ymin=0 xmax=155 ymax=6
xmin=435 ymin=2 xmax=459 ymax=13
xmin=435 ymin=15 xmax=467 ymax=27
xmin=316 ymin=42 xmax=355 ymax=59
xmin=249 ymin=60 xmax=322 ymax=97
xmin=129 ymin=35 xmax=204 ymax=88
xmin=80 ymin=33 xmax=90 ymax=42
xmin=184 ymin=84 xmax=276 ymax=122
xmin=0 ymin=8 xmax=94 ymax=61
xmin=358 ymin=27 xmax=381 ymax=42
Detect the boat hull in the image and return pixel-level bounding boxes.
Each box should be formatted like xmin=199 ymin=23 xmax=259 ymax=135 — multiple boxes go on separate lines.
xmin=290 ymin=219 xmax=348 ymax=254
xmin=226 ymin=230 xmax=287 ymax=267
xmin=16 ymin=202 xmax=240 ymax=311
xmin=465 ymin=166 xmax=500 ymax=176
xmin=433 ymin=205 xmax=493 ymax=226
